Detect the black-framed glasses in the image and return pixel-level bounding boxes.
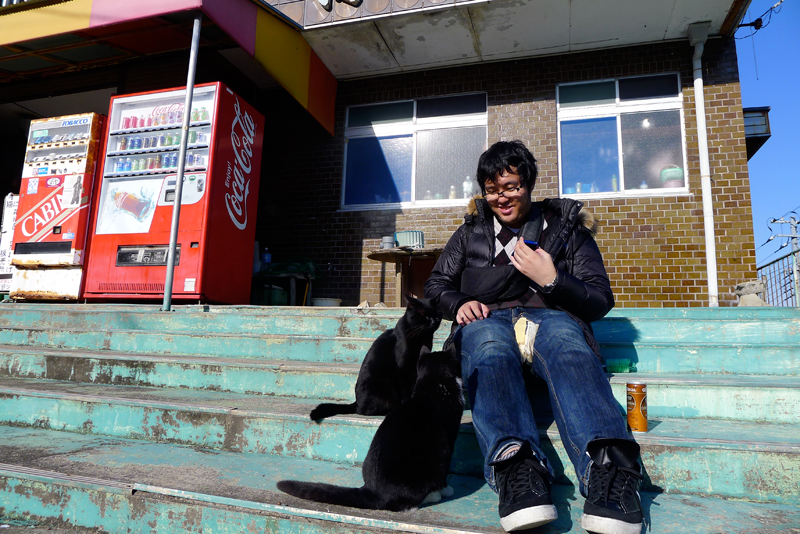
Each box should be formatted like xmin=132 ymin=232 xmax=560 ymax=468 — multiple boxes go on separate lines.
xmin=483 ymin=186 xmax=524 ymax=201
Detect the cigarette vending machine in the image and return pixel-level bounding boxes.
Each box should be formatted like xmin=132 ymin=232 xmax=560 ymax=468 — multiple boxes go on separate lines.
xmin=82 ymin=82 xmax=264 ymax=304
xmin=10 ymin=113 xmax=104 ymax=300
xmin=0 ymin=194 xmax=19 ymax=293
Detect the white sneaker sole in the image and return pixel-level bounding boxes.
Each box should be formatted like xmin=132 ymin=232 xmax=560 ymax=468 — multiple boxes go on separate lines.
xmin=581 ymin=513 xmax=643 ymax=534
xmin=500 ymin=504 xmax=558 ymax=531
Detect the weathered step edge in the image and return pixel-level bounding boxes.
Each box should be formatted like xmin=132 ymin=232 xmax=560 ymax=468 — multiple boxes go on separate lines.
xmin=1 ymin=327 xmax=798 ymax=375
xmin=0 ymin=465 xmax=491 ymax=534
xmin=3 ymin=349 xmax=798 ymax=423
xmin=2 ymin=385 xmax=798 ymax=503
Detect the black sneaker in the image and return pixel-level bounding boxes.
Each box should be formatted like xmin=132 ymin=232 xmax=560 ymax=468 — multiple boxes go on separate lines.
xmin=581 ymin=439 xmax=644 ymax=534
xmin=493 ymin=442 xmax=558 ymax=531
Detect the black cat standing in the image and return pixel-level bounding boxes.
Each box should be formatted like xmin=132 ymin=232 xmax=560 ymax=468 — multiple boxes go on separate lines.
xmin=277 ymin=345 xmax=464 ymax=511
xmin=310 ymin=296 xmax=442 ymax=421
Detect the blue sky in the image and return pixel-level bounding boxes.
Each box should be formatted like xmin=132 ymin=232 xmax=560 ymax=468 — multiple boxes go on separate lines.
xmin=735 ymin=0 xmax=800 ymax=265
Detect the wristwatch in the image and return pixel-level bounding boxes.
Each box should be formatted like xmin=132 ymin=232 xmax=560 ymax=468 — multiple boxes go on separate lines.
xmin=540 ymin=272 xmax=558 ymax=293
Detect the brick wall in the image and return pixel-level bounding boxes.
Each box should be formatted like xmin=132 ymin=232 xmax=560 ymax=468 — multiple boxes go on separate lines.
xmin=256 ymin=38 xmax=756 ymax=308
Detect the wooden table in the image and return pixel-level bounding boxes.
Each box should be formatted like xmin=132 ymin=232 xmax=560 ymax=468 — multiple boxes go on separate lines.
xmin=367 ymin=247 xmax=443 ymax=307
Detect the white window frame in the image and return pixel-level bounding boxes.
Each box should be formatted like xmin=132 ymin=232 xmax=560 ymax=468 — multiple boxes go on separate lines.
xmin=341 ymin=94 xmax=488 ymax=211
xmin=556 ymin=74 xmax=689 ymax=199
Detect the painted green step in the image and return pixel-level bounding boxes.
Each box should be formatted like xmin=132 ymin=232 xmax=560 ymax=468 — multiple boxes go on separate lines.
xmin=6 ymin=301 xmax=800 ymax=318
xmin=2 ymin=303 xmax=799 ymax=346
xmin=1 ymin=426 xmax=799 ymax=534
xmin=608 ymin=373 xmax=800 ymax=423
xmin=598 ymin=341 xmax=799 ymax=375
xmin=0 ymin=378 xmax=798 ymax=503
xmin=0 ymin=346 xmax=359 ymax=401
xmin=594 ymin=315 xmax=800 ymax=344
xmin=0 ymin=327 xmax=378 ymax=363
xmin=0 ymin=322 xmax=798 ymax=375
xmin=3 ymin=347 xmax=798 ymax=423
xmin=0 ymin=303 xmax=418 ymax=340
xmin=605 ymin=307 xmax=800 ymax=319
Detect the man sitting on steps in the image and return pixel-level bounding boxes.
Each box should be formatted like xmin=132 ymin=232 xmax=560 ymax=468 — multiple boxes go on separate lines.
xmin=425 ymin=140 xmax=644 ymax=534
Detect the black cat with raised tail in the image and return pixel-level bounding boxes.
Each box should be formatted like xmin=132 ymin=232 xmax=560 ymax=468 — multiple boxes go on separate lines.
xmin=277 ymin=344 xmax=464 ymax=511
xmin=309 ymin=296 xmax=442 ymax=421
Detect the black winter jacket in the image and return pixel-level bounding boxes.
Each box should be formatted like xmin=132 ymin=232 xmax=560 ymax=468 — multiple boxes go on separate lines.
xmin=424 ymin=197 xmax=614 ymax=356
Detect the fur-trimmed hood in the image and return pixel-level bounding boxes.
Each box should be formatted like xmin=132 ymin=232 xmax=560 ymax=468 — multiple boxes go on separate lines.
xmin=466 ymin=195 xmax=598 ymax=236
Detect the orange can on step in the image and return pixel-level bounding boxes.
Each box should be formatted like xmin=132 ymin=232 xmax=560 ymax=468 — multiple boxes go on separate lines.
xmin=626 ymin=382 xmax=648 ymax=433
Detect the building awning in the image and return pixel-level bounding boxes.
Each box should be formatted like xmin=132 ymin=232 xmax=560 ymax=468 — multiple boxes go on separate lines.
xmin=0 ymin=0 xmax=336 ymax=134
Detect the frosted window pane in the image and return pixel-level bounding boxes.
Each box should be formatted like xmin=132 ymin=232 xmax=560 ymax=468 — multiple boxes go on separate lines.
xmin=559 ymin=82 xmax=616 ymax=108
xmin=415 ymin=126 xmax=487 ymax=200
xmin=417 ymin=94 xmax=486 ymax=119
xmin=619 ymin=75 xmax=678 ymax=100
xmin=560 ymin=117 xmax=619 ymax=194
xmin=620 ymin=110 xmax=683 ymax=190
xmin=344 ymin=135 xmax=413 ymax=205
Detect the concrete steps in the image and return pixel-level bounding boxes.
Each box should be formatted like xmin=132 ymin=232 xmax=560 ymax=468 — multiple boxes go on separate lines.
xmin=0 ymin=303 xmax=799 ymax=533
xmin=0 ymin=325 xmax=798 ymax=374
xmin=2 ymin=346 xmax=798 ymax=422
xmin=0 ymin=376 xmax=798 ymax=503
xmin=1 ymin=426 xmax=799 ymax=534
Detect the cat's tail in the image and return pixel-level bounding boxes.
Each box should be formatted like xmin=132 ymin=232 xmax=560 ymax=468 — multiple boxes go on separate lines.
xmin=276 ymin=480 xmax=381 ymax=509
xmin=309 ymin=402 xmax=357 ymax=421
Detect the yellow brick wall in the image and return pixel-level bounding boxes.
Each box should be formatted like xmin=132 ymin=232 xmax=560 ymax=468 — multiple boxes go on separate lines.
xmin=259 ymin=39 xmax=756 ymax=308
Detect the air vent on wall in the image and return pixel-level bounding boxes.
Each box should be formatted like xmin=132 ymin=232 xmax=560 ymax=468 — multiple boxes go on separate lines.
xmin=334 ymin=0 xmax=362 ymax=21
xmin=393 ymin=0 xmax=421 ymax=10
xmin=363 ymin=0 xmax=390 ymax=15
xmin=98 ymin=283 xmax=165 ymax=293
xmin=305 ymin=0 xmax=333 ymax=25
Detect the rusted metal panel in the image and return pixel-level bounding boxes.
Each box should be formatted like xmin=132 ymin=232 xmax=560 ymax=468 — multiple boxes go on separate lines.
xmin=9 ymin=267 xmax=82 ymax=300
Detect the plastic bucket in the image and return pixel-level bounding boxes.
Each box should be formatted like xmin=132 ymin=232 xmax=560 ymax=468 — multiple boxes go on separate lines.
xmin=312 ymin=298 xmax=342 ymax=307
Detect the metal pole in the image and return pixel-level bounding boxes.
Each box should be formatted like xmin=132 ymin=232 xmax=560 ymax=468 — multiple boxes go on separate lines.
xmin=791 ymin=217 xmax=799 ymax=306
xmin=162 ymin=12 xmax=202 ymax=312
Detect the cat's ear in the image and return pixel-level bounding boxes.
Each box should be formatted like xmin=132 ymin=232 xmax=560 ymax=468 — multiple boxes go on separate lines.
xmin=405 ymin=294 xmax=421 ymax=306
xmin=419 ymin=345 xmax=431 ymax=356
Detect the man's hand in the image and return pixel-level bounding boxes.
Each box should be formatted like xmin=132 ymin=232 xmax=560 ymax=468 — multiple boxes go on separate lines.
xmin=509 ymin=240 xmax=557 ymax=288
xmin=456 ymin=300 xmax=490 ymax=325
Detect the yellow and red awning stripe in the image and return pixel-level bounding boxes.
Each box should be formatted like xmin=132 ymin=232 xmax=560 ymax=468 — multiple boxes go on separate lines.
xmin=0 ymin=0 xmax=336 ymax=135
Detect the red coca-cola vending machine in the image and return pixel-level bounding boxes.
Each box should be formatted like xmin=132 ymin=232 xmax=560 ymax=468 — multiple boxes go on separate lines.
xmin=83 ymin=82 xmax=264 ymax=304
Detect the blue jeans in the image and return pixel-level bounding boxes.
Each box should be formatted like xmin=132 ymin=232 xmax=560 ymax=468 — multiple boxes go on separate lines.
xmin=455 ymin=308 xmax=628 ymax=495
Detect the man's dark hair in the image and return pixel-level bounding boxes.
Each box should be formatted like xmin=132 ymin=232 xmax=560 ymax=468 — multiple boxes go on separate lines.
xmin=476 ymin=140 xmax=538 ymax=192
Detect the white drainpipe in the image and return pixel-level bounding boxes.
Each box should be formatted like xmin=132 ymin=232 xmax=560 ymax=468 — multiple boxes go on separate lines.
xmin=689 ymin=22 xmax=718 ymax=307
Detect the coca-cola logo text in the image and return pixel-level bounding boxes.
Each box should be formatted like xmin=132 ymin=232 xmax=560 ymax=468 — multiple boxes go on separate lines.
xmin=225 ymin=97 xmax=256 ymax=231
xmin=151 ymin=103 xmax=184 ymax=117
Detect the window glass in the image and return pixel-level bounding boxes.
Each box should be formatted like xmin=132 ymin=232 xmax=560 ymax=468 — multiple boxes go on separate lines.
xmin=620 ymin=110 xmax=684 ymax=190
xmin=343 ymin=94 xmax=488 ymax=209
xmin=619 ymin=74 xmax=679 ymax=101
xmin=417 ymin=94 xmax=487 ymax=119
xmin=559 ymin=82 xmax=616 ymax=108
xmin=415 ymin=126 xmax=486 ymax=200
xmin=347 ymin=102 xmax=413 ymax=128
xmin=557 ymin=74 xmax=685 ymax=197
xmin=344 ymin=135 xmax=413 ymax=205
xmin=560 ymin=117 xmax=619 ymax=194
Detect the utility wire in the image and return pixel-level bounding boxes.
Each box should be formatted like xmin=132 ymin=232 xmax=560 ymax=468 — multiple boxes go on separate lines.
xmin=757 ymin=211 xmax=799 ymax=256
xmin=736 ymin=0 xmax=786 ymax=39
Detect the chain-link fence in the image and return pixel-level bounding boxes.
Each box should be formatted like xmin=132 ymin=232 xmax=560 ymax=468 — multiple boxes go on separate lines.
xmin=757 ymin=250 xmax=799 ymax=307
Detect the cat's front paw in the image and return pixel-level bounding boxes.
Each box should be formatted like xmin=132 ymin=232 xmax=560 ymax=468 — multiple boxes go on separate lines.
xmin=440 ymin=486 xmax=454 ymax=498
xmin=421 ymin=490 xmax=442 ymax=504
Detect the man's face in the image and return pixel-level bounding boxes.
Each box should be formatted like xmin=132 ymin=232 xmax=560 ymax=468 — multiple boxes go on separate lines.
xmin=484 ymin=170 xmax=532 ymax=229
